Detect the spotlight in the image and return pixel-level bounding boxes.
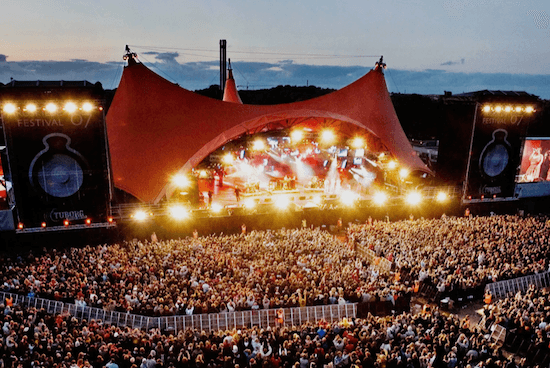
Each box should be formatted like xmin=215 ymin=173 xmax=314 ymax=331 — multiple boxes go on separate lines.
xmin=406 ymin=192 xmax=422 ymax=205
xmin=313 ymin=195 xmax=322 ymax=205
xmin=45 ymin=103 xmax=57 ymax=113
xmin=133 ymin=210 xmax=148 ymax=221
xmin=172 ymin=174 xmax=190 ymax=188
xmin=340 ymin=191 xmax=356 ymax=206
xmin=211 ymin=203 xmax=223 ymax=213
xmin=399 ymin=168 xmax=409 ymax=179
xmin=291 ymin=129 xmax=303 ymax=143
xmin=222 ymin=153 xmax=234 ymax=164
xmin=252 ymin=139 xmax=265 ymax=151
xmin=504 ymin=106 xmax=512 ymax=113
xmin=244 ymin=198 xmax=256 ymax=209
xmin=82 ymin=102 xmax=93 ymax=112
xmin=436 ymin=191 xmax=448 ymax=202
xmin=41 ymin=222 xmax=47 ymax=228
xmin=64 ymin=102 xmax=78 ymax=113
xmin=25 ymin=104 xmax=37 ymax=113
xmin=3 ymin=103 xmax=17 ymax=114
xmin=108 ymin=217 xmax=114 ymax=223
xmin=494 ymin=106 xmax=502 ymax=113
xmin=320 ymin=129 xmax=335 ymax=144
xmin=275 ymin=196 xmax=290 ymax=209
xmin=387 ymin=161 xmax=397 ymax=170
xmin=352 ymin=136 xmax=365 ymax=149
xmin=525 ymin=106 xmax=534 ymax=113
xmin=515 ymin=106 xmax=522 ymax=113
xmin=85 ymin=218 xmax=92 ymax=225
xmin=63 ymin=220 xmax=69 ymax=227
xmin=17 ymin=223 xmax=23 ymax=230
xmin=169 ymin=205 xmax=188 ymax=220
xmin=373 ymin=191 xmax=387 ymax=205
xmin=482 ymin=105 xmax=491 ymax=113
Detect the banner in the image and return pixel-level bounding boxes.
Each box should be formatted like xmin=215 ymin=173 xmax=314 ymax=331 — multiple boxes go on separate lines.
xmin=464 ymin=104 xmax=535 ymax=200
xmin=1 ymin=100 xmax=111 ymax=228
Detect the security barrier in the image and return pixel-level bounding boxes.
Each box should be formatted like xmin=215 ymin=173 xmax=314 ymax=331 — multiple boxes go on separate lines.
xmin=485 ymin=271 xmax=550 ymax=299
xmin=0 ymin=291 xmax=356 ymax=333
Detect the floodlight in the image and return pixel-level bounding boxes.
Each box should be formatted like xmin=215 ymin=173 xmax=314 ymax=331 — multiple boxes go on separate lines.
xmin=45 ymin=103 xmax=57 ymax=113
xmin=436 ymin=191 xmax=448 ymax=202
xmin=406 ymin=192 xmax=422 ymax=205
xmin=253 ymin=139 xmax=265 ymax=151
xmin=340 ymin=191 xmax=356 ymax=206
xmin=3 ymin=103 xmax=17 ymax=114
xmin=275 ymin=196 xmax=290 ymax=209
xmin=133 ymin=210 xmax=148 ymax=221
xmin=320 ymin=129 xmax=335 ymax=144
xmin=64 ymin=102 xmax=78 ymax=113
xmin=352 ymin=136 xmax=365 ymax=149
xmin=291 ymin=129 xmax=303 ymax=143
xmin=223 ymin=153 xmax=234 ymax=164
xmin=373 ymin=191 xmax=387 ymax=205
xmin=25 ymin=104 xmax=37 ymax=113
xmin=173 ymin=174 xmax=190 ymax=188
xmin=169 ymin=205 xmax=188 ymax=220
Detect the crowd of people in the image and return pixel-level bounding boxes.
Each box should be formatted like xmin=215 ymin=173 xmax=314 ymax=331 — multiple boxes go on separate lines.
xmin=0 ymin=299 xmax=527 ymax=368
xmin=0 ymin=214 xmax=549 ymax=367
xmin=0 ymin=228 xmax=406 ymax=316
xmin=480 ymin=285 xmax=550 ymax=350
xmin=348 ymin=215 xmax=550 ymax=301
xmin=0 ymin=215 xmax=549 ymax=317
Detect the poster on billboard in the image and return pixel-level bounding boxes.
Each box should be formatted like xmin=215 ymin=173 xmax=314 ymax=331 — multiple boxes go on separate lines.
xmin=517 ymin=139 xmax=550 ymax=183
xmin=464 ymin=103 xmax=536 ymax=200
xmin=1 ymin=100 xmax=111 ymax=228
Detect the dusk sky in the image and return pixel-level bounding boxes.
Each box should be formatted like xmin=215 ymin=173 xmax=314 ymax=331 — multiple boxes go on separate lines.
xmin=2 ymin=0 xmax=550 ymax=97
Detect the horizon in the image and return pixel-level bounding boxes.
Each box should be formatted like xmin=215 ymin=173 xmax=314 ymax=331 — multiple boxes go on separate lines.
xmin=1 ymin=55 xmax=550 ymax=100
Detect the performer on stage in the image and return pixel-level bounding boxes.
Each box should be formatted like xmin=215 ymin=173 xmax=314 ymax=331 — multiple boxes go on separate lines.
xmin=525 ymin=147 xmax=543 ymax=182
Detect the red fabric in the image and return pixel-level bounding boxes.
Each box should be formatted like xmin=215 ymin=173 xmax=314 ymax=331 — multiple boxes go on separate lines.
xmin=106 ymin=63 xmax=429 ymax=203
xmin=222 ymin=70 xmax=243 ymax=104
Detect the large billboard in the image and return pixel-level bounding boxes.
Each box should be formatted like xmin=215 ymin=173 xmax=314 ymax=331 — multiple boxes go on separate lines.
xmin=464 ymin=104 xmax=536 ymax=200
xmin=517 ymin=139 xmax=550 ymax=183
xmin=1 ymin=100 xmax=111 ymax=228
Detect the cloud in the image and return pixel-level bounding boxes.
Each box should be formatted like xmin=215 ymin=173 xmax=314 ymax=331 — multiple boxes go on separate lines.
xmin=142 ymin=51 xmax=179 ymax=63
xmin=441 ymin=58 xmax=465 ymax=66
xmin=528 ymin=10 xmax=550 ymax=29
xmin=0 ymin=54 xmax=6 ymax=62
xmin=0 ymin=57 xmax=549 ymax=99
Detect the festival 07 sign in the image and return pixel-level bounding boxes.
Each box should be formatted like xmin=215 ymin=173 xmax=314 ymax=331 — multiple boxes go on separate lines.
xmin=464 ymin=103 xmax=536 ymax=201
xmin=1 ymin=100 xmax=111 ymax=228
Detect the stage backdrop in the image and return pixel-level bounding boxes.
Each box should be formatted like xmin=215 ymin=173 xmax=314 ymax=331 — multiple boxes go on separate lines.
xmin=1 ymin=100 xmax=111 ymax=228
xmin=464 ymin=104 xmax=534 ymax=200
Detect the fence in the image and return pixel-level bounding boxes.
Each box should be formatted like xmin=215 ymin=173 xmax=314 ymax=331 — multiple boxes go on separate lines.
xmin=485 ymin=271 xmax=550 ymax=299
xmin=355 ymin=245 xmax=393 ymax=274
xmin=0 ymin=291 xmax=356 ymax=333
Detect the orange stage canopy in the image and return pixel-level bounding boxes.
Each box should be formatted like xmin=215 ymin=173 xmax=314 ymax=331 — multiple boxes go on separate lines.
xmin=106 ymin=62 xmax=429 ymax=203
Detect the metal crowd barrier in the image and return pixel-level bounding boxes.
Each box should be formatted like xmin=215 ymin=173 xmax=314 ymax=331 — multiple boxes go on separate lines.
xmin=355 ymin=245 xmax=393 ymax=274
xmin=485 ymin=271 xmax=550 ymax=299
xmin=0 ymin=291 xmax=356 ymax=333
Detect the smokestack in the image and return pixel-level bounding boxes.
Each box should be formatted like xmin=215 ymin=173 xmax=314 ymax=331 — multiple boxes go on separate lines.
xmin=220 ymin=40 xmax=227 ymax=98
